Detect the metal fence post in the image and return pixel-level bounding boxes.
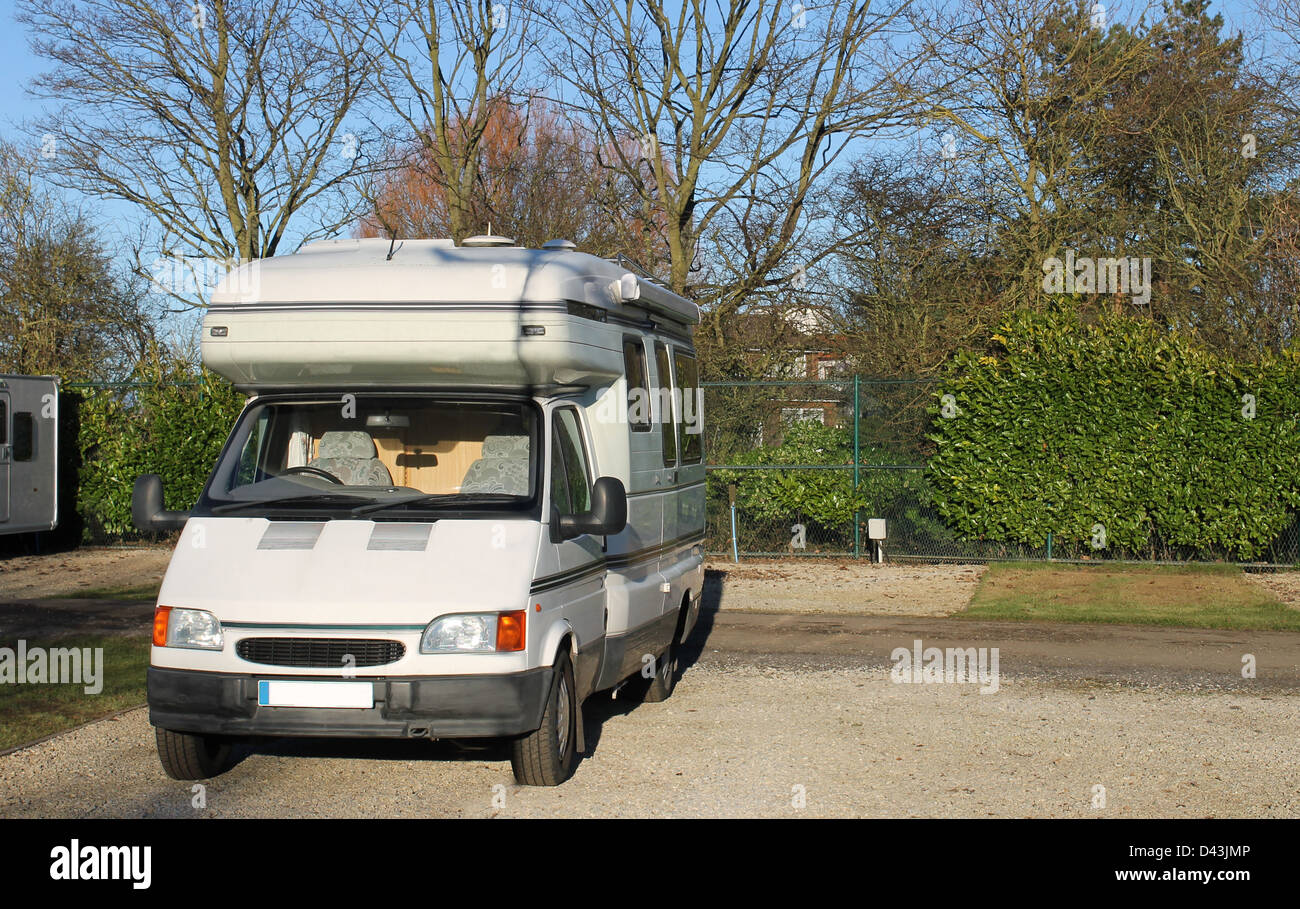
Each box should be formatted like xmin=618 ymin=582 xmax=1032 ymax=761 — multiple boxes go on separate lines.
xmin=853 ymin=374 xmax=861 ymax=559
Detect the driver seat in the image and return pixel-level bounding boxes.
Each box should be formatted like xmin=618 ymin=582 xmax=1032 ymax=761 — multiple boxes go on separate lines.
xmin=308 ymin=431 xmax=393 ymax=486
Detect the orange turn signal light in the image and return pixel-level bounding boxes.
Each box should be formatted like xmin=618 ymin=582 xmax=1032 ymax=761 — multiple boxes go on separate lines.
xmin=496 ymin=610 xmax=526 ymax=652
xmin=153 ymin=606 xmax=172 ymax=647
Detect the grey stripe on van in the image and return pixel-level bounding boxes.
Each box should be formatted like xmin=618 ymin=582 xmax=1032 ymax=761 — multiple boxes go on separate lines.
xmin=257 ymin=522 xmax=326 ymax=550
xmin=367 ymin=522 xmax=433 ymax=551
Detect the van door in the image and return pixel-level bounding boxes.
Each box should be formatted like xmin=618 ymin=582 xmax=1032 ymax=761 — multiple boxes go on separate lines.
xmin=540 ymin=405 xmax=608 ymax=697
xmin=616 ymin=336 xmax=665 ymax=649
xmin=0 ymin=392 xmax=10 ymax=523
xmin=666 ymin=346 xmax=706 ymax=629
xmin=653 ymin=341 xmax=679 ymax=545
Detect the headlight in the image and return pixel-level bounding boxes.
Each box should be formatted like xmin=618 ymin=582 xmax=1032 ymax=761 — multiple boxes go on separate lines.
xmin=153 ymin=606 xmax=224 ymax=650
xmin=421 ymin=611 xmax=526 ymax=653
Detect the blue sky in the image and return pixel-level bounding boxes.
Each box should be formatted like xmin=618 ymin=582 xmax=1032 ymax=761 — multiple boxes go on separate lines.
xmin=1 ymin=0 xmax=50 ymax=133
xmin=0 ymin=0 xmax=1278 ymax=264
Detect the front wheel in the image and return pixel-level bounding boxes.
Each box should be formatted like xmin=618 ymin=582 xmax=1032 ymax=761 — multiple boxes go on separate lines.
xmin=510 ymin=651 xmax=578 ymax=786
xmin=155 ymin=727 xmax=233 ymax=780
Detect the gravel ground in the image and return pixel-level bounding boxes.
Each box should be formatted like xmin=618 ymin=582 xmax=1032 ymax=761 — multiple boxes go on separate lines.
xmin=1 ymin=548 xmax=1297 ymax=818
xmin=0 ymin=661 xmax=1294 ymax=818
xmin=1246 ymin=569 xmax=1300 ymax=609
xmin=704 ymin=560 xmax=986 ymax=615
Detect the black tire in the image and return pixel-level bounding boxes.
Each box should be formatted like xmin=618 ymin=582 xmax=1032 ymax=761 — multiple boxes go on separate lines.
xmin=641 ymin=641 xmax=678 ymax=702
xmin=511 ymin=650 xmax=578 ymax=786
xmin=155 ymin=727 xmax=233 ymax=780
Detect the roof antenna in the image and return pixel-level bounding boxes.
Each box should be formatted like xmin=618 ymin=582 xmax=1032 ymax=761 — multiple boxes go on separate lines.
xmin=386 ymin=231 xmax=398 ymax=261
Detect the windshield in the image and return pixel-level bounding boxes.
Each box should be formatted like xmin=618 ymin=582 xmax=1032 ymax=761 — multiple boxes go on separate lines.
xmin=200 ymin=396 xmax=539 ymax=517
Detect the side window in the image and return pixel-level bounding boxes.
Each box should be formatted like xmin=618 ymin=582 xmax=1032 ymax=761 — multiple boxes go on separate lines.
xmin=654 ymin=341 xmax=678 ymax=466
xmin=12 ymin=413 xmax=34 ymax=462
xmin=0 ymin=399 xmax=7 ymax=446
xmin=623 ymin=338 xmax=651 ymax=432
xmin=673 ymin=349 xmax=702 ymax=464
xmin=550 ymin=408 xmax=592 ymax=515
xmin=235 ymin=410 xmax=271 ymax=487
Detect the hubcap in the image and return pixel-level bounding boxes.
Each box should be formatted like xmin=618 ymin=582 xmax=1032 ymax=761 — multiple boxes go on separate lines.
xmin=556 ymin=675 xmax=571 ymax=758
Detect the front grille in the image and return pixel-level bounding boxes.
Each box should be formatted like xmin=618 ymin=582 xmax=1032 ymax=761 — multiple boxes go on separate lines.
xmin=236 ymin=637 xmax=405 ymax=668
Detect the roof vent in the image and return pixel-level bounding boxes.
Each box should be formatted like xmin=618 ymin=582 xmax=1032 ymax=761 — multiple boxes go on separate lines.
xmin=541 ymin=238 xmax=577 ymax=251
xmin=461 ymin=234 xmax=515 ymax=248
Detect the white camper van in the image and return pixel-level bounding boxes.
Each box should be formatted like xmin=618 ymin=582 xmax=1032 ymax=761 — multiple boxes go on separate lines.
xmin=133 ymin=237 xmax=705 ymax=786
xmin=0 ymin=375 xmax=59 ymax=536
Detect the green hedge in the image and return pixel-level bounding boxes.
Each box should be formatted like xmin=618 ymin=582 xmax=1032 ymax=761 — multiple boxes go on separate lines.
xmin=927 ymin=304 xmax=1300 ymax=559
xmin=75 ymin=360 xmax=245 ymax=540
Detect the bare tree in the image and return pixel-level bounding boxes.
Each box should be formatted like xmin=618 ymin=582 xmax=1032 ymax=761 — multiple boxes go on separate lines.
xmin=19 ymin=0 xmax=385 ymax=301
xmin=359 ymin=98 xmax=668 ymax=257
xmin=550 ymin=0 xmax=922 ymax=377
xmin=0 ymin=141 xmax=154 ymax=379
xmin=907 ymin=0 xmax=1156 ymax=299
xmin=362 ymin=0 xmax=550 ymax=244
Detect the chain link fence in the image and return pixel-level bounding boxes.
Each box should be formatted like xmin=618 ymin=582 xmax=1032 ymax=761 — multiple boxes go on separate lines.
xmin=702 ymin=378 xmax=1300 ymax=566
xmin=16 ymin=376 xmax=1300 ymax=565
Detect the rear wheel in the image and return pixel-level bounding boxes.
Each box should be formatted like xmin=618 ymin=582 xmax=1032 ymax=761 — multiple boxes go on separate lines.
xmin=155 ymin=727 xmax=233 ymax=780
xmin=641 ymin=642 xmax=678 ymax=702
xmin=511 ymin=650 xmax=578 ymax=786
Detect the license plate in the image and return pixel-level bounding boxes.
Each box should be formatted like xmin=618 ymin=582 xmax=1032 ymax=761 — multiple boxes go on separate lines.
xmin=257 ymin=680 xmax=374 ymax=709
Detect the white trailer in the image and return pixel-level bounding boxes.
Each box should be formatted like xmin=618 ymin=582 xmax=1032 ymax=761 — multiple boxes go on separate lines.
xmin=134 ymin=236 xmax=704 ymax=786
xmin=0 ymin=375 xmax=59 ymax=536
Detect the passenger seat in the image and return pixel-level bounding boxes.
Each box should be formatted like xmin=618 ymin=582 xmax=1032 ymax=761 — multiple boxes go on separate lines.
xmin=459 ymin=435 xmax=530 ymax=495
xmin=308 ymin=431 xmax=393 ymax=486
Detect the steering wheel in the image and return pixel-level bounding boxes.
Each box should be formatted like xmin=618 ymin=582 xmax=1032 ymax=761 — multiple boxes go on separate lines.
xmin=281 ymin=465 xmax=344 ymax=485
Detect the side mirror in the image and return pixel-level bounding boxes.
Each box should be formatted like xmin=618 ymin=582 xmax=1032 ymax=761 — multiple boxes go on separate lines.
xmin=132 ymin=474 xmax=191 ymax=533
xmin=557 ymin=476 xmax=628 ymax=541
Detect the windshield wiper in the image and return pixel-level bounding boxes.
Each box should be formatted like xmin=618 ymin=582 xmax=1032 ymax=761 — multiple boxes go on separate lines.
xmin=351 ymin=493 xmax=516 ymax=516
xmin=211 ymin=493 xmax=376 ymax=515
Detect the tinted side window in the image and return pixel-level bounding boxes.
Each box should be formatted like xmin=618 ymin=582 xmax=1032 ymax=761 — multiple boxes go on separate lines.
xmin=623 ymin=338 xmax=651 ymax=432
xmin=673 ymin=350 xmax=702 ymax=464
xmin=12 ymin=413 xmax=34 ymax=461
xmin=235 ymin=410 xmax=271 ymax=486
xmin=655 ymin=342 xmax=677 ymax=466
xmin=551 ymin=408 xmax=592 ymax=514
xmin=0 ymin=400 xmax=7 ymax=445
xmin=550 ymin=423 xmax=572 ymax=514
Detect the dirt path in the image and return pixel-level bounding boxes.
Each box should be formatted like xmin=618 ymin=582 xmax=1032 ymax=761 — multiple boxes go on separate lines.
xmin=0 ymin=547 xmax=172 ymax=599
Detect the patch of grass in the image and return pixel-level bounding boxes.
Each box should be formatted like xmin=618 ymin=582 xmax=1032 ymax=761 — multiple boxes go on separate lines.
xmin=960 ymin=561 xmax=1300 ymax=631
xmin=0 ymin=635 xmax=149 ymax=751
xmin=40 ymin=584 xmax=160 ymax=601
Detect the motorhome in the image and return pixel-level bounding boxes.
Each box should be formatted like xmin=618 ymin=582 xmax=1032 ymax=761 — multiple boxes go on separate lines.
xmin=133 ymin=237 xmax=705 ymax=786
xmin=0 ymin=375 xmax=58 ymax=537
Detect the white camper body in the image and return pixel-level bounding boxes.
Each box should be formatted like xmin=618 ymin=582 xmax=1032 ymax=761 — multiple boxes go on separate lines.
xmin=0 ymin=375 xmax=59 ymax=536
xmin=139 ymin=238 xmax=704 ymax=785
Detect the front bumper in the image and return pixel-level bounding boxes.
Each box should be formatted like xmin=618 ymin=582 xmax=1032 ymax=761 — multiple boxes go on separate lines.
xmin=148 ymin=666 xmax=553 ymax=740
